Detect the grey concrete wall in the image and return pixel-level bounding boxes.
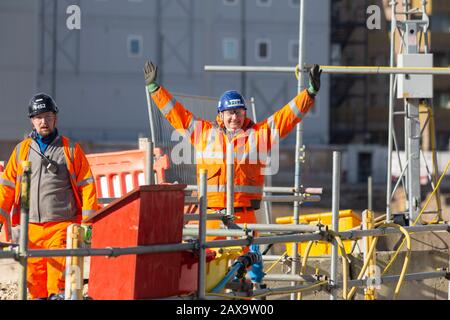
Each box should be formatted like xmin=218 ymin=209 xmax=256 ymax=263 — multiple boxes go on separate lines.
xmin=0 ymin=0 xmax=39 ymax=140
xmin=264 ymin=250 xmax=449 ymax=300
xmin=0 ymin=0 xmax=330 ymax=146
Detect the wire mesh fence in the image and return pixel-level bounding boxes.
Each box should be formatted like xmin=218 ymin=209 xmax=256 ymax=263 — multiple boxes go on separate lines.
xmin=151 ymin=92 xmax=219 ymax=185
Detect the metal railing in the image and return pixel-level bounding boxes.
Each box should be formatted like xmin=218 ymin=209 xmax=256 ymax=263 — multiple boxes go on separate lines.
xmin=2 ymin=151 xmax=450 ymax=300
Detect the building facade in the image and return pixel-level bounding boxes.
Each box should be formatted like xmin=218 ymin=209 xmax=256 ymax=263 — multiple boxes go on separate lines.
xmin=0 ymin=0 xmax=330 ymax=158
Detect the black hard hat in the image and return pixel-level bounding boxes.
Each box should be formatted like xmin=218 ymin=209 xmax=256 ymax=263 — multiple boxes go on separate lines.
xmin=28 ymin=93 xmax=59 ymax=118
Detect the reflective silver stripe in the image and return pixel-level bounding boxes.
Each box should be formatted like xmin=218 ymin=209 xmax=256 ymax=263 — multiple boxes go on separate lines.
xmin=247 ymin=129 xmax=257 ymax=163
xmin=15 ymin=143 xmax=21 ymax=164
xmin=0 ymin=178 xmax=15 ymax=188
xmin=0 ymin=208 xmax=11 ymax=239
xmin=207 ymin=185 xmax=226 ymax=192
xmin=77 ymin=177 xmax=94 ymax=187
xmin=82 ymin=209 xmax=96 ymax=218
xmin=207 ymin=185 xmax=263 ymax=193
xmin=68 ymin=140 xmax=76 ymax=163
xmin=288 ymin=99 xmax=305 ymax=119
xmin=196 ymin=151 xmax=224 ymax=159
xmin=199 ymin=128 xmax=223 ymax=159
xmin=235 ymin=129 xmax=258 ymax=163
xmin=235 ymin=185 xmax=263 ymax=193
xmin=185 ymin=117 xmax=199 ymax=137
xmin=161 ymin=97 xmax=176 ymax=116
xmin=0 ymin=208 xmax=10 ymax=222
xmin=266 ymin=115 xmax=279 ymax=143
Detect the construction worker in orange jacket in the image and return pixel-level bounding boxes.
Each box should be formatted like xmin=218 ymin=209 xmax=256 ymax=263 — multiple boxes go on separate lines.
xmin=144 ymin=61 xmax=321 ymax=231
xmin=0 ymin=93 xmax=98 ymax=299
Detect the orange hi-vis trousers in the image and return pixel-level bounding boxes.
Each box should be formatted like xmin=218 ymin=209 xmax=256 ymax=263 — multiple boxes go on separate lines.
xmin=27 ymin=221 xmax=72 ymax=299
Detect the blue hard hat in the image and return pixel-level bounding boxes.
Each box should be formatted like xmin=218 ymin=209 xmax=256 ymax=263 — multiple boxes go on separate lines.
xmin=217 ymin=90 xmax=246 ymax=113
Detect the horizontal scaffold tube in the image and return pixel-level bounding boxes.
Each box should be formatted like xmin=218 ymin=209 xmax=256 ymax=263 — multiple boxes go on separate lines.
xmin=184 ymin=223 xmax=326 ymax=233
xmin=183 ymin=228 xmax=252 ymax=237
xmin=183 ymin=213 xmax=226 ymax=222
xmin=262 ymin=195 xmax=321 ymax=203
xmin=185 ymin=185 xmax=323 ymax=195
xmin=334 ymin=271 xmax=448 ymax=289
xmin=338 ymin=223 xmax=449 ymax=240
xmin=204 ymin=65 xmax=450 ymax=75
xmin=24 ymin=243 xmax=196 ymax=259
xmin=0 ymin=223 xmax=447 ymax=260
xmin=263 ymin=274 xmax=327 ymax=282
xmin=99 ymin=194 xmax=321 ymax=205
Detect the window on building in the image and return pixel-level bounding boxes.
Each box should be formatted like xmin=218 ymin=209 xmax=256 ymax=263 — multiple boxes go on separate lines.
xmin=255 ymin=39 xmax=271 ymax=61
xmin=431 ymin=14 xmax=450 ymax=32
xmin=369 ymin=93 xmax=378 ymax=107
xmin=288 ymin=40 xmax=299 ymax=63
xmin=331 ymin=44 xmax=341 ymax=65
xmin=223 ymin=0 xmax=238 ymax=5
xmin=127 ymin=35 xmax=143 ymax=58
xmin=223 ymin=38 xmax=238 ymax=60
xmin=434 ymin=52 xmax=450 ymax=67
xmin=436 ymin=92 xmax=450 ymax=109
xmin=289 ymin=0 xmax=300 ymax=7
xmin=256 ymin=0 xmax=272 ymax=7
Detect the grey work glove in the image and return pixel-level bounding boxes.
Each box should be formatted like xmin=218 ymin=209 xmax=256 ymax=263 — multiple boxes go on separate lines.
xmin=143 ymin=61 xmax=160 ymax=93
xmin=307 ymin=64 xmax=322 ymax=96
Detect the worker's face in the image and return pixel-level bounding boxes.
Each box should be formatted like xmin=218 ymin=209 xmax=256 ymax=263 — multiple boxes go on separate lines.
xmin=31 ymin=111 xmax=57 ymax=137
xmin=221 ymin=108 xmax=246 ymax=131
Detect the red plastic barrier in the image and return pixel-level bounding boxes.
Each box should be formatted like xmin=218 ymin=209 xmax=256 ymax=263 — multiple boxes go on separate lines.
xmin=88 ymin=185 xmax=186 ymax=300
xmin=178 ymin=250 xmax=216 ymax=294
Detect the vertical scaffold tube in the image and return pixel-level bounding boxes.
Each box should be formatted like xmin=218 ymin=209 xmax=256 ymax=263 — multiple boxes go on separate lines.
xmin=197 ymin=169 xmax=208 ymax=299
xmin=142 ymin=138 xmax=154 ymax=185
xmin=226 ymin=139 xmax=235 ymax=218
xmin=386 ymin=0 xmax=397 ymax=222
xmin=291 ymin=0 xmax=306 ymax=300
xmin=18 ymin=161 xmax=32 ymax=300
xmin=330 ymin=151 xmax=341 ymax=300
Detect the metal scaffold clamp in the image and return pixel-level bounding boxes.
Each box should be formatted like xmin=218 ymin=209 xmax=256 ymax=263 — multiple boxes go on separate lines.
xmin=441 ymin=268 xmax=450 ymax=281
xmin=299 ymin=145 xmax=306 ymax=163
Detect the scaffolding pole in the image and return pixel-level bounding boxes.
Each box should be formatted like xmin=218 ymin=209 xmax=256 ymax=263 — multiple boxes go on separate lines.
xmin=204 ymin=65 xmax=450 ymax=75
xmin=290 ymin=0 xmax=306 ymax=300
xmin=17 ymin=161 xmax=32 ymax=300
xmin=185 ymin=185 xmax=323 ymax=194
xmin=330 ymin=151 xmax=341 ymax=300
xmin=386 ymin=0 xmax=397 ymax=222
xmin=0 ymin=223 xmax=447 ymax=260
xmin=197 ymin=169 xmax=207 ymax=299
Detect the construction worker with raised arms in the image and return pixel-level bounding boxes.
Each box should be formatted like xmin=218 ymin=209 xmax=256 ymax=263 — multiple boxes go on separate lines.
xmin=144 ymin=60 xmax=321 ymax=233
xmin=0 ymin=93 xmax=98 ymax=299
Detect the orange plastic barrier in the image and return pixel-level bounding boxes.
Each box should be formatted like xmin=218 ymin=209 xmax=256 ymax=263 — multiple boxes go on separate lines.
xmin=0 ymin=162 xmax=7 ymax=243
xmin=86 ymin=148 xmax=170 ymax=199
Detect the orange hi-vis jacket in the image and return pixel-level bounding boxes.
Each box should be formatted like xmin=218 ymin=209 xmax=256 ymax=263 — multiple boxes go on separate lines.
xmin=151 ymin=86 xmax=315 ymax=209
xmin=0 ymin=135 xmax=98 ymax=240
